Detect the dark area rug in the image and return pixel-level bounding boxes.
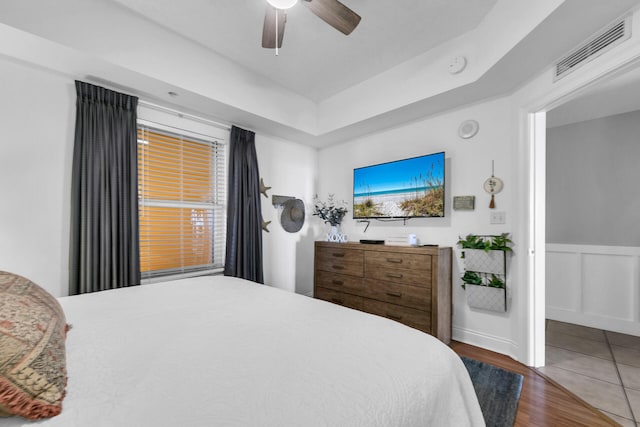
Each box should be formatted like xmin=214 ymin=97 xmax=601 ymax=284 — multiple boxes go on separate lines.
xmin=461 ymin=356 xmax=524 ymax=427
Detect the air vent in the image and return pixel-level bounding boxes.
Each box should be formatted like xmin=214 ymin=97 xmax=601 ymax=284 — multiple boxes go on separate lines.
xmin=554 ymin=16 xmax=631 ymax=81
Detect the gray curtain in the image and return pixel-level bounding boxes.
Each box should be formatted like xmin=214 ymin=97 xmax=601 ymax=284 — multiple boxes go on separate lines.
xmin=69 ymin=81 xmax=140 ymax=295
xmin=224 ymin=126 xmax=264 ymax=283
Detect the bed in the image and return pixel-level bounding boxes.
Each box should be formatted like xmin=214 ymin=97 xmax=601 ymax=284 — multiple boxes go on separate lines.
xmin=4 ymin=275 xmax=484 ymax=426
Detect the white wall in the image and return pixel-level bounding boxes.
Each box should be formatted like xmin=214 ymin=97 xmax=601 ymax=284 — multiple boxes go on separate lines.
xmin=547 ymin=110 xmax=640 ymax=246
xmin=256 ymin=134 xmax=318 ymax=295
xmin=0 ymin=58 xmax=75 ymax=297
xmin=317 ymin=96 xmax=520 ymax=356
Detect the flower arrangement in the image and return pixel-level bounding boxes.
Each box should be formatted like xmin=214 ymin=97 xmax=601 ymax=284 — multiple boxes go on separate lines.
xmin=312 ymin=194 xmax=348 ymax=226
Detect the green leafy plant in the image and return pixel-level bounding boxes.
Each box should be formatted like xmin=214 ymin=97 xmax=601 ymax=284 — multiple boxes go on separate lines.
xmin=460 ymin=272 xmax=505 ymax=290
xmin=460 ymin=271 xmax=483 ymax=289
xmin=457 ymin=234 xmax=491 ymax=251
xmin=313 ymin=194 xmax=348 ymax=226
xmin=457 ymin=233 xmax=513 ymax=255
xmin=490 ymin=233 xmax=513 ymax=252
xmin=487 ymin=274 xmax=505 ymax=288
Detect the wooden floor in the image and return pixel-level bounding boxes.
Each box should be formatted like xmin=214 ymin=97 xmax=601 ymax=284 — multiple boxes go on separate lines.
xmin=451 ymin=341 xmax=621 ymax=427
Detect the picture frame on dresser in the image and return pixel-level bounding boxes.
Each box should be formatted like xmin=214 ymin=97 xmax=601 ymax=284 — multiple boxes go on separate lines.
xmin=313 ymin=241 xmax=452 ymax=343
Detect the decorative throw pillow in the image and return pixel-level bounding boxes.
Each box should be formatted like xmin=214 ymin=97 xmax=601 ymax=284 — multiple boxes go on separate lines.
xmin=0 ymin=271 xmax=68 ymax=419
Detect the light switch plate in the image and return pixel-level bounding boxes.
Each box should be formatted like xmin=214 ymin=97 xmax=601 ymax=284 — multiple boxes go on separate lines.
xmin=490 ymin=211 xmax=506 ymax=224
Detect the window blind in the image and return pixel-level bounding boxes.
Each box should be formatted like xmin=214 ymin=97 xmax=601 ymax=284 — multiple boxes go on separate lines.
xmin=138 ymin=125 xmax=226 ymax=279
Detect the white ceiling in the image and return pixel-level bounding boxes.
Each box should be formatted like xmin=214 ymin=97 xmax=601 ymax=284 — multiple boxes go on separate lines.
xmin=108 ymin=0 xmax=498 ymax=102
xmin=1 ymin=0 xmax=640 ymax=146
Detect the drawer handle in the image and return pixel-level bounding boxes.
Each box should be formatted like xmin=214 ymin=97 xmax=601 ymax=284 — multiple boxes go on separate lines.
xmin=386 ymin=291 xmax=402 ymax=298
xmin=332 ymin=265 xmax=345 ymax=270
xmin=332 ymin=253 xmax=345 ymax=258
xmin=386 ymin=258 xmax=403 ymax=264
xmin=330 ymin=298 xmax=344 ymax=305
xmin=387 ymin=313 xmax=403 ymax=321
xmin=332 ymin=280 xmax=344 ymax=286
xmin=386 ymin=273 xmax=403 ymax=279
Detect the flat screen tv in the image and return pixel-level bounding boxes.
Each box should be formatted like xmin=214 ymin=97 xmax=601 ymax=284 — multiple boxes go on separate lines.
xmin=353 ymin=151 xmax=445 ymax=219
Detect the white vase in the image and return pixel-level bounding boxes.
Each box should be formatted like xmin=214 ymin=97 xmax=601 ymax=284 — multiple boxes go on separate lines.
xmin=327 ymin=225 xmax=347 ymax=243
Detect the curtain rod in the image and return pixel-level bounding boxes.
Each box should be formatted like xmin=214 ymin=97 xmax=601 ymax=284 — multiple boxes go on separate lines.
xmin=138 ymin=100 xmax=231 ymax=132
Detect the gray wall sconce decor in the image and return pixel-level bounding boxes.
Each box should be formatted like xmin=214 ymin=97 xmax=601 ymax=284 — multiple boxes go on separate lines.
xmin=272 ymin=195 xmax=305 ymax=233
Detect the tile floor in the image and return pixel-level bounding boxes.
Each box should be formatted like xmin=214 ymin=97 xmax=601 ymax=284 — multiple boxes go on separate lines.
xmin=538 ymin=320 xmax=640 ymax=426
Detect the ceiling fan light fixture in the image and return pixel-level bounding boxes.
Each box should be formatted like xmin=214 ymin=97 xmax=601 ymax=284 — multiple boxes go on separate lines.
xmin=266 ymin=0 xmax=297 ymax=9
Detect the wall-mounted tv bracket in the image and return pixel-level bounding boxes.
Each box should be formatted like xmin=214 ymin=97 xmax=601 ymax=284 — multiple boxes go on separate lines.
xmin=357 ymin=217 xmax=412 ymax=232
xmin=357 ymin=219 xmax=371 ymax=232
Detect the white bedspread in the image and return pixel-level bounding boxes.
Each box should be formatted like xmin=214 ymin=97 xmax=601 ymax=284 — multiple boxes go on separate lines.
xmin=7 ymin=276 xmax=484 ymax=427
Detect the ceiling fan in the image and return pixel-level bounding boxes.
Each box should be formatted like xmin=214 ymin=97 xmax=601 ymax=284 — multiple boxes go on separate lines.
xmin=262 ymin=0 xmax=361 ymax=49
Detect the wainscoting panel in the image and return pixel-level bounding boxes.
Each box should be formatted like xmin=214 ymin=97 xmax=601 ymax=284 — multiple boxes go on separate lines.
xmin=546 ymin=244 xmax=640 ymax=336
xmin=582 ymin=253 xmax=634 ymax=320
xmin=546 ymin=251 xmax=581 ymax=312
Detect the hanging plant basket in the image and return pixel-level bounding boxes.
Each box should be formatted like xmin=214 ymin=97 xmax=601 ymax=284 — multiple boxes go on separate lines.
xmin=466 ymin=284 xmax=507 ymax=312
xmin=458 ymin=234 xmax=512 ymax=313
xmin=463 ymin=249 xmax=505 ymax=274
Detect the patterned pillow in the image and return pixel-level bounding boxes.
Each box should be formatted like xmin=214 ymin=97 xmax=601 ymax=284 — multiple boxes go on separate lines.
xmin=0 ymin=271 xmax=68 ymax=419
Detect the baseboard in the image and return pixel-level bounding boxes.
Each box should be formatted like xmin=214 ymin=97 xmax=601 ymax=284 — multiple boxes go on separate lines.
xmin=547 ymin=307 xmax=640 ymax=336
xmin=452 ymin=326 xmax=520 ymax=362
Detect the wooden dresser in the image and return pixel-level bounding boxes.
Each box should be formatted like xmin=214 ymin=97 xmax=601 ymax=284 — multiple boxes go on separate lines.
xmin=314 ymin=241 xmax=452 ymax=344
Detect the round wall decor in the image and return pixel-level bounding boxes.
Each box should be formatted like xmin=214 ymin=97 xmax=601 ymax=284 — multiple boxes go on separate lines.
xmin=484 ymin=161 xmax=504 ymax=209
xmin=483 ymin=176 xmax=504 ymax=194
xmin=458 ymin=119 xmax=479 ymax=139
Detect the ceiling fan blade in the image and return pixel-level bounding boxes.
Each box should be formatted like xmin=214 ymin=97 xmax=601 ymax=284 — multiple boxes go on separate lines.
xmin=304 ymin=0 xmax=361 ymax=35
xmin=262 ymin=5 xmax=286 ymax=48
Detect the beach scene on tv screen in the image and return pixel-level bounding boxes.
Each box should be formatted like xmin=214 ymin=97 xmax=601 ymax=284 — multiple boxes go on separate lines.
xmin=353 ymin=153 xmax=444 ymax=218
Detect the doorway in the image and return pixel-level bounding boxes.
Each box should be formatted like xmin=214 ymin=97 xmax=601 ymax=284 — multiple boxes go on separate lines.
xmin=542 ymin=88 xmax=640 ymax=423
xmin=529 ymin=59 xmax=640 ymax=368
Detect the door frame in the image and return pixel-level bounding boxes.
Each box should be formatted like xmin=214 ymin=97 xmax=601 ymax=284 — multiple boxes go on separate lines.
xmin=525 ymin=55 xmax=640 ymax=367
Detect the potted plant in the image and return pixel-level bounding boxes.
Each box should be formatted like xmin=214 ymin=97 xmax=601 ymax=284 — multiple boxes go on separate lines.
xmin=457 ymin=233 xmax=512 ymax=274
xmin=487 ymin=274 xmax=505 ymax=288
xmin=465 ymin=277 xmax=507 ymax=312
xmin=460 ymin=271 xmax=482 ymax=289
xmin=313 ymin=194 xmax=349 ymax=242
xmin=458 ymin=233 xmax=512 ymax=312
xmin=457 ymin=232 xmax=513 ymax=251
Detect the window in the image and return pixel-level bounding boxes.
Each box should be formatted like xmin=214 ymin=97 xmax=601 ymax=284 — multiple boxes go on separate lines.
xmin=137 ymin=122 xmax=226 ymax=279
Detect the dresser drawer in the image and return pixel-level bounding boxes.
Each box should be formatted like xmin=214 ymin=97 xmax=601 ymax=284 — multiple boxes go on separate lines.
xmin=316 ymin=246 xmax=364 ymax=277
xmin=363 ymin=279 xmax=431 ymax=311
xmin=315 ymin=287 xmax=364 ymax=311
xmin=362 ymin=298 xmax=431 ymax=333
xmin=316 ymin=270 xmax=364 ymax=293
xmin=365 ymin=251 xmax=431 ymax=273
xmin=314 ymin=242 xmax=451 ymax=343
xmin=365 ymin=252 xmax=431 ymax=287
xmin=365 ymin=264 xmax=431 ymax=288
